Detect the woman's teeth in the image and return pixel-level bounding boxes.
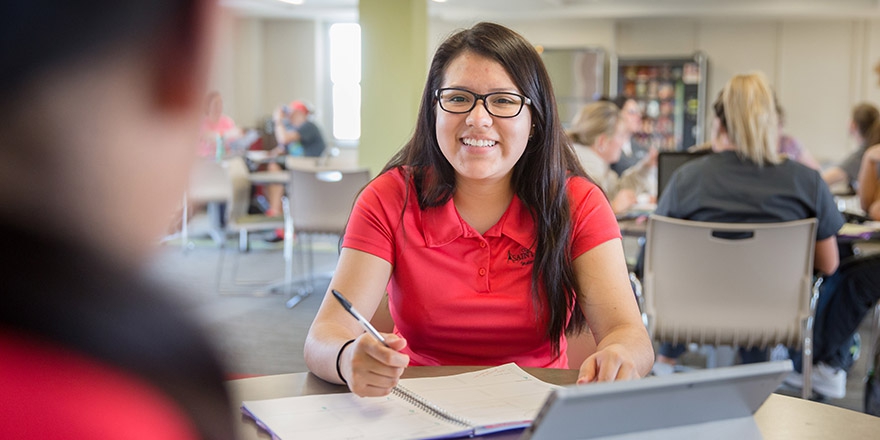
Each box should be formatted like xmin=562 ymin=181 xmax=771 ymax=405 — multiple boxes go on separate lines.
xmin=462 ymin=138 xmax=496 ymax=147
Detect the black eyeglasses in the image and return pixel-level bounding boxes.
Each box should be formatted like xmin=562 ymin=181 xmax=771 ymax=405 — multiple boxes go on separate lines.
xmin=435 ymin=88 xmax=532 ymax=118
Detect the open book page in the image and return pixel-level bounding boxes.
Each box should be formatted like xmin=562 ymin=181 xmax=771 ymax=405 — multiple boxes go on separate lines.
xmin=241 ymin=363 xmax=560 ymax=440
xmin=242 ymin=392 xmax=472 ymax=440
xmin=838 ymin=221 xmax=880 ymax=238
xmin=399 ymin=363 xmax=562 ymax=433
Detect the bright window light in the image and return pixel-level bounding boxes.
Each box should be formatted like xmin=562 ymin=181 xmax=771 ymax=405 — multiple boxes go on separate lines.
xmin=332 ymin=84 xmax=361 ymax=140
xmin=329 ymin=23 xmax=361 ymax=141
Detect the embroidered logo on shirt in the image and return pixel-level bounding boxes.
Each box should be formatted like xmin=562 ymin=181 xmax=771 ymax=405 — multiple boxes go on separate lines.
xmin=507 ymin=247 xmax=535 ymax=266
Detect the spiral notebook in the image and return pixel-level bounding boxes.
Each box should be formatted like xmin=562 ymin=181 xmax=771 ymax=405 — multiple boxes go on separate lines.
xmin=241 ymin=363 xmax=560 ymax=440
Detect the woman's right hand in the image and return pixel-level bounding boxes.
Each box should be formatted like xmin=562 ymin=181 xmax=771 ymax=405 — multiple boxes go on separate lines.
xmin=339 ymin=333 xmax=409 ymax=397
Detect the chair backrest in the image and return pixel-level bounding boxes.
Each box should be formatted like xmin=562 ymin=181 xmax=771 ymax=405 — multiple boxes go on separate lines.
xmin=188 ymin=159 xmax=231 ymax=204
xmin=288 ymin=168 xmax=370 ymax=233
xmin=643 ymin=215 xmax=818 ymax=349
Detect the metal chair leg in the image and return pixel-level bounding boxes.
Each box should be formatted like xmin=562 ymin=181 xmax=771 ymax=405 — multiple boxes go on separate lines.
xmin=239 ymin=229 xmax=249 ymax=252
xmin=801 ymin=277 xmax=823 ymax=399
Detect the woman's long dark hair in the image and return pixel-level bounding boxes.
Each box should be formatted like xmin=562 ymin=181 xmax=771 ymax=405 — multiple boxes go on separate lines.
xmin=382 ymin=22 xmax=588 ymax=356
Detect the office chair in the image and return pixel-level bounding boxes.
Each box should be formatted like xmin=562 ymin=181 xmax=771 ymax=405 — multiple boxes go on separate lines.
xmin=284 ymin=167 xmax=370 ymax=308
xmin=639 ymin=215 xmax=820 ymax=399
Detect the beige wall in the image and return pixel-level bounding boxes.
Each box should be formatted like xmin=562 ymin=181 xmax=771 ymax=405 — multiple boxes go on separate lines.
xmin=212 ymin=17 xmax=321 ymax=131
xmin=429 ymin=18 xmax=615 ymax=53
xmin=776 ymin=20 xmax=856 ymax=162
xmin=218 ymin=13 xmax=880 ymax=165
xmin=427 ymin=16 xmax=880 ymax=163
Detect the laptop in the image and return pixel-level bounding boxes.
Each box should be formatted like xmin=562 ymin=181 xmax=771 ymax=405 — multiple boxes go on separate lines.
xmin=657 ymin=150 xmax=711 ymax=199
xmin=520 ymin=360 xmax=791 ymax=440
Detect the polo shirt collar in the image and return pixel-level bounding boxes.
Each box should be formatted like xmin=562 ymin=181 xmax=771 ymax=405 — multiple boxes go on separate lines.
xmin=422 ymin=195 xmax=535 ymax=250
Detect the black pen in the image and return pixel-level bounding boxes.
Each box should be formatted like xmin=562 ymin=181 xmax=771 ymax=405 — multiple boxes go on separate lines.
xmin=331 ymin=289 xmax=389 ymax=347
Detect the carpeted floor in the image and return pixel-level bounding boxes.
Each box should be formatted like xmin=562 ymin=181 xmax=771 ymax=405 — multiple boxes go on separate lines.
xmin=148 ymin=233 xmax=337 ymax=376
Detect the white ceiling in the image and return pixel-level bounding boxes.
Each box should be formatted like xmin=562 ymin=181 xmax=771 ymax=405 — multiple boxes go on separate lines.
xmin=221 ymin=0 xmax=880 ymax=21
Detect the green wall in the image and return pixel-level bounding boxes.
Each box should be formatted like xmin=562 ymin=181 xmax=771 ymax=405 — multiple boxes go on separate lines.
xmin=358 ymin=0 xmax=428 ymax=175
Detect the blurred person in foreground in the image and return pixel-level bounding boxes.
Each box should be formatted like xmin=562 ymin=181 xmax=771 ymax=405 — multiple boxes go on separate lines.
xmin=304 ymin=22 xmax=652 ymax=398
xmin=0 ymin=1 xmax=234 ymax=439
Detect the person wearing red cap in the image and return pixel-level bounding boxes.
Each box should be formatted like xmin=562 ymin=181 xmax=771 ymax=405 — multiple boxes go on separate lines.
xmin=271 ymin=100 xmax=326 ymax=158
xmin=265 ymin=100 xmax=328 ymax=218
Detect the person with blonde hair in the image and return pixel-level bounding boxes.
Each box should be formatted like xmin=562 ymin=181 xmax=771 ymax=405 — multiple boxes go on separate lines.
xmin=568 ymin=101 xmax=654 ymax=214
xmin=650 ymin=73 xmax=845 ymax=397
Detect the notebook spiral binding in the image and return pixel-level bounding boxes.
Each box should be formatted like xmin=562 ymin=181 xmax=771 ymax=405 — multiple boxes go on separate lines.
xmin=392 ymin=384 xmax=475 ymax=427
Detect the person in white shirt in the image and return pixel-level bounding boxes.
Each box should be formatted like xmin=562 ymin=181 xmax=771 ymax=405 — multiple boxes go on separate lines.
xmin=568 ymin=101 xmax=655 ymax=214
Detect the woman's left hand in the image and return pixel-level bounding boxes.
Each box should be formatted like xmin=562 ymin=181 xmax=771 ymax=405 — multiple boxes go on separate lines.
xmin=576 ymin=343 xmax=642 ymax=384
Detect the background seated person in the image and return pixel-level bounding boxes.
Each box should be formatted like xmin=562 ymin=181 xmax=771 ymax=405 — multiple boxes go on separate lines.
xmin=650 ymin=73 xmax=843 ymax=389
xmin=784 ymin=253 xmax=880 ymax=399
xmin=822 ymin=102 xmax=880 ymax=193
xmin=774 ymin=94 xmax=820 ymax=170
xmin=271 ymin=100 xmax=326 ymax=159
xmin=858 ymin=144 xmax=880 ymax=220
xmin=263 ymin=100 xmax=327 ymax=219
xmin=304 ymin=22 xmax=653 ymax=398
xmin=602 ymin=96 xmax=654 ymax=178
xmin=199 ymin=90 xmax=242 ymax=158
xmin=568 ymin=101 xmax=656 ymax=215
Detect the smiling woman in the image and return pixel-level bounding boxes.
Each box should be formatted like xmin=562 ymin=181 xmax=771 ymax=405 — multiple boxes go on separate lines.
xmin=434 ymin=51 xmax=534 ymax=189
xmin=304 ymin=22 xmax=654 ymax=400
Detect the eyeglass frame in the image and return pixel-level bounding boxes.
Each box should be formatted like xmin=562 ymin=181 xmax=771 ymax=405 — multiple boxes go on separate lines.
xmin=434 ymin=87 xmax=533 ymax=118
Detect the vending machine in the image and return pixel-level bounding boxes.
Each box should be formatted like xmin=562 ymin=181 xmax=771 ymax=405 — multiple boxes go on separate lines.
xmin=611 ymin=52 xmax=708 ymax=151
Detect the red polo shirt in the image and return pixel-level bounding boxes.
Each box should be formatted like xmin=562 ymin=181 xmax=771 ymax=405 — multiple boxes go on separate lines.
xmin=343 ymin=168 xmax=620 ymax=368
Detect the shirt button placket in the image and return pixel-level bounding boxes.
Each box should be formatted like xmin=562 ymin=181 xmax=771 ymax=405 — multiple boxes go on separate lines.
xmin=479 ymin=239 xmax=490 ymax=292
